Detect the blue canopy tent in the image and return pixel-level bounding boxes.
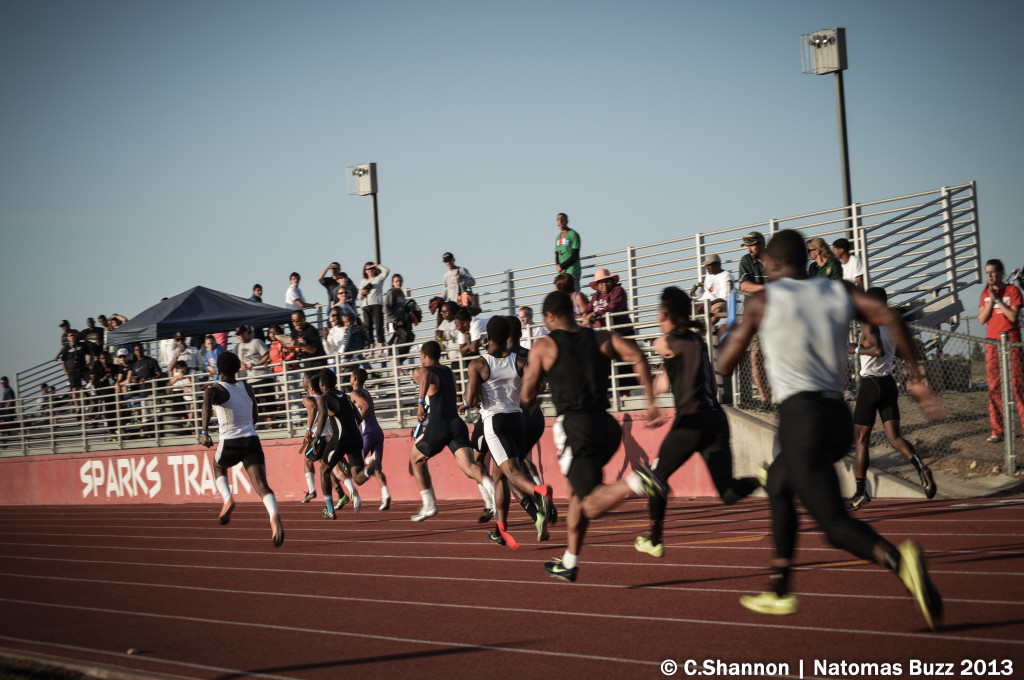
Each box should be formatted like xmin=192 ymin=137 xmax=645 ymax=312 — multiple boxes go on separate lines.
xmin=106 ymin=286 xmax=294 ymax=344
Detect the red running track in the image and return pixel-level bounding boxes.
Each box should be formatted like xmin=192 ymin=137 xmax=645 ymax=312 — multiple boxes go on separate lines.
xmin=0 ymin=496 xmax=1022 ymax=679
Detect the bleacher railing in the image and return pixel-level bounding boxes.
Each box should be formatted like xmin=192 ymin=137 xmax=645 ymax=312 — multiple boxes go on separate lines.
xmin=2 ymin=182 xmax=983 ymax=456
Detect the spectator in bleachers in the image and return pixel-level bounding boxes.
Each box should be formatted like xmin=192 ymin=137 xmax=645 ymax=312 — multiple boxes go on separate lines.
xmin=158 ymin=334 xmax=179 ymax=372
xmin=454 ymin=308 xmax=488 ymax=356
xmin=92 ymin=352 xmax=115 ymax=384
xmin=832 ymin=238 xmax=864 ymax=289
xmin=737 ymin=231 xmax=772 ymax=406
xmin=285 ymin=272 xmax=316 ymax=311
xmin=266 ymin=325 xmax=296 ymax=374
xmin=201 ymin=335 xmax=223 ymax=381
xmin=112 ymin=348 xmax=131 ymax=393
xmin=554 ymin=212 xmax=582 ymax=291
xmin=332 ymin=287 xmax=359 ymax=322
xmin=317 ymin=262 xmax=344 ymax=302
xmin=582 ymin=268 xmax=634 ymax=336
xmin=807 ymin=237 xmax=842 ymax=280
xmin=58 ymin=320 xmax=72 ymax=350
xmin=434 ymin=300 xmax=461 ymax=358
xmin=358 ymin=261 xmax=390 ymax=350
xmin=289 ymin=310 xmax=325 ymax=367
xmin=340 ymin=311 xmax=372 ymax=370
xmin=57 ymin=329 xmax=96 ymax=412
xmin=323 ymin=308 xmax=348 ymax=355
xmin=125 ymin=344 xmax=163 ymax=393
xmin=554 ymin=272 xmax=589 ymax=321
xmin=518 ymin=306 xmax=549 ymax=348
xmin=692 ymin=253 xmax=734 ymax=327
xmin=83 ymin=317 xmax=102 ymax=340
xmin=441 ymin=252 xmax=475 ymax=303
xmin=385 ymin=273 xmax=415 ymax=347
xmin=85 ymin=368 xmax=113 ymax=423
xmin=978 ymin=258 xmax=1024 ymax=444
xmin=235 ymin=326 xmax=270 ymax=379
xmin=249 ymin=284 xmax=263 ymax=303
xmin=170 ymin=333 xmax=201 ymax=372
xmin=0 ymin=376 xmax=15 ymax=426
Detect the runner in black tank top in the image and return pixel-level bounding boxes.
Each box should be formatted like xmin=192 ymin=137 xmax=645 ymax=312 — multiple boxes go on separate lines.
xmin=314 ymin=369 xmax=373 ymax=516
xmin=408 ymin=341 xmax=495 ymax=522
xmin=521 ymin=291 xmax=667 ymax=583
xmin=635 ymin=287 xmax=759 ymax=559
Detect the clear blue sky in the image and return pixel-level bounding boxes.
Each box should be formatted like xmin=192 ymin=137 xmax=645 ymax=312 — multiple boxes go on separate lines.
xmin=1 ymin=0 xmax=1021 ymax=386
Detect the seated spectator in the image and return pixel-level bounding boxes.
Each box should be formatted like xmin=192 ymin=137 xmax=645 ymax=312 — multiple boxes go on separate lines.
xmin=358 ymin=261 xmax=390 ymax=350
xmin=323 ymin=309 xmax=349 ymax=355
xmin=169 ymin=333 xmax=201 ymax=372
xmin=285 ymin=272 xmax=316 ymax=310
xmin=832 ymin=237 xmax=865 ymax=288
xmin=440 ymin=252 xmax=475 ymax=303
xmin=582 ymin=268 xmax=634 ymax=336
xmin=112 ymin=348 xmax=132 ymax=393
xmin=317 ymin=261 xmax=344 ymax=302
xmin=332 ymin=288 xmax=359 ymax=321
xmin=124 ymin=343 xmax=163 ymax=391
xmin=84 ymin=370 xmax=113 ymax=422
xmin=338 ymin=312 xmax=372 ymax=371
xmin=201 ymin=335 xmax=223 ymax=381
xmin=807 ymin=237 xmax=843 ymax=280
xmin=1 ymin=376 xmax=17 ymax=426
xmin=92 ymin=352 xmax=116 ymax=384
xmin=454 ymin=308 xmax=488 ymax=356
xmin=434 ymin=300 xmax=462 ymax=358
xmin=518 ymin=306 xmax=549 ymax=349
xmin=692 ymin=253 xmax=734 ymax=325
xmin=555 ymin=272 xmax=589 ymax=321
xmin=166 ymin=359 xmax=195 ymax=404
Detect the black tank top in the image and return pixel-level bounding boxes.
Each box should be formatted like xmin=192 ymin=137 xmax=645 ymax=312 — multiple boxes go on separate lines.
xmin=663 ymin=331 xmax=719 ymax=414
xmin=425 ymin=364 xmax=458 ymax=420
xmin=547 ymin=328 xmax=611 ymax=414
xmin=330 ymin=391 xmax=363 ymax=444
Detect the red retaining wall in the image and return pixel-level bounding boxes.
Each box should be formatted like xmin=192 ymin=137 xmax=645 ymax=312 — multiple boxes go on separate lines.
xmin=0 ymin=411 xmax=717 ymax=506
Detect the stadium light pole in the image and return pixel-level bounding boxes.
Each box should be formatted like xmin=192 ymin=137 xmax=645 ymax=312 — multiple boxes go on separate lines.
xmin=801 ymin=28 xmax=853 ymax=239
xmin=347 ymin=163 xmax=381 ymax=263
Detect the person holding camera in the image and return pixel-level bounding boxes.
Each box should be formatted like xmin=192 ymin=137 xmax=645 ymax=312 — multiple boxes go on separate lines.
xmin=358 ymin=261 xmax=390 ymax=353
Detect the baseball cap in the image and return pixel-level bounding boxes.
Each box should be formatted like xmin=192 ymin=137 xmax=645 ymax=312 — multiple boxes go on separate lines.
xmin=702 ymin=253 xmax=721 ymax=266
xmin=741 ymin=231 xmax=765 ymax=246
xmin=442 ymin=252 xmax=454 ymax=262
xmin=235 ymin=326 xmax=250 ymax=335
xmin=116 ymin=348 xmax=129 ymax=357
xmin=59 ymin=320 xmax=70 ymax=327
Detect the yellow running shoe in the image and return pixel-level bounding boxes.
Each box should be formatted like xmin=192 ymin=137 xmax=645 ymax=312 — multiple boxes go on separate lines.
xmin=634 ymin=535 xmax=665 ymax=558
xmin=898 ymin=540 xmax=943 ymax=630
xmin=739 ymin=591 xmax=799 ymax=615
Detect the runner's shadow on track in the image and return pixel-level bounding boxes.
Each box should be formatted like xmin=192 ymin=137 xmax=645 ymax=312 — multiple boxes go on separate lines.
xmin=932 ymin=618 xmax=1024 ymax=635
xmin=624 ymin=572 xmax=756 ymax=589
xmin=935 ymin=542 xmax=1024 ymax=566
xmin=211 ymin=641 xmax=542 ymax=678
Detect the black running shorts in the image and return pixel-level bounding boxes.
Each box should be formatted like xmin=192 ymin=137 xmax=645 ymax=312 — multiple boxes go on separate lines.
xmin=560 ymin=410 xmax=622 ymax=499
xmin=853 ymin=374 xmax=900 ymax=427
xmin=415 ymin=415 xmax=471 ymax=458
xmin=215 ymin=436 xmax=266 ymax=469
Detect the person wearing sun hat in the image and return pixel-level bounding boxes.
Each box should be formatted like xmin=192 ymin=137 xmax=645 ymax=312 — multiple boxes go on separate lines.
xmin=582 ymin=268 xmax=634 ymax=337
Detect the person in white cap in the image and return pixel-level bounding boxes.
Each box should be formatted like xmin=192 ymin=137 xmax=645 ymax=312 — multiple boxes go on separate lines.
xmin=692 ymin=253 xmax=734 ymax=326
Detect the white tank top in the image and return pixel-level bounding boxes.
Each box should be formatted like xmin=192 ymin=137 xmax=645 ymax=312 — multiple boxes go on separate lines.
xmin=859 ymin=325 xmax=896 ymax=378
xmin=214 ymin=381 xmax=258 ymax=439
xmin=479 ymin=353 xmax=522 ymax=417
xmin=313 ymin=394 xmax=332 ymax=437
xmin=760 ymin=277 xmax=853 ymax=404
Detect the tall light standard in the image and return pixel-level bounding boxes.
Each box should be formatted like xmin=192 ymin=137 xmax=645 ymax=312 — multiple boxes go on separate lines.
xmin=801 ymin=28 xmax=853 ymax=237
xmin=347 ymin=162 xmax=381 ymax=263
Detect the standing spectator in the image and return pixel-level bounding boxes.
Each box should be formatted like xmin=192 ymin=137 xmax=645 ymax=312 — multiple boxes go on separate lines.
xmin=235 ymin=327 xmax=270 ymax=378
xmin=83 ymin=317 xmax=102 ymax=340
xmin=435 ymin=300 xmax=462 ymax=359
xmin=249 ymin=284 xmax=263 ymax=303
xmin=385 ymin=273 xmax=416 ymax=361
xmin=833 ymin=238 xmax=865 ymax=289
xmin=978 ymin=258 xmax=1024 ymax=444
xmin=333 ymin=271 xmax=358 ymax=308
xmin=340 ymin=312 xmax=372 ymax=371
xmin=0 ymin=376 xmax=15 ymax=426
xmin=358 ymin=261 xmax=390 ymax=350
xmin=289 ymin=310 xmax=325 ymax=367
xmin=737 ymin=231 xmax=772 ymax=407
xmin=169 ymin=333 xmax=201 ymax=372
xmin=57 ymin=329 xmax=95 ymax=412
xmin=807 ymin=237 xmax=843 ymax=280
xmin=126 ymin=343 xmax=163 ymax=387
xmin=266 ymin=325 xmax=296 ymax=374
xmin=554 ymin=273 xmax=589 ymax=322
xmin=285 ymin=272 xmax=316 ymax=311
xmin=454 ymin=308 xmax=488 ymax=357
xmin=332 ymin=288 xmax=359 ymax=320
xmin=518 ymin=306 xmax=549 ymax=349
xmin=440 ymin=252 xmax=475 ymax=303
xmin=158 ymin=334 xmax=179 ymax=372
xmin=317 ymin=262 xmax=343 ymax=302
xmin=582 ymin=269 xmax=634 ymax=337
xmin=692 ymin=253 xmax=735 ymax=326
xmin=201 ymin=335 xmax=223 ymax=382
xmin=58 ymin=320 xmax=72 ymax=350
xmin=554 ymin=212 xmax=583 ymax=291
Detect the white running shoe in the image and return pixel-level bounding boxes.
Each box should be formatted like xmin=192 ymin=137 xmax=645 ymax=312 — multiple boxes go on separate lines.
xmin=411 ymin=505 xmax=437 ymax=521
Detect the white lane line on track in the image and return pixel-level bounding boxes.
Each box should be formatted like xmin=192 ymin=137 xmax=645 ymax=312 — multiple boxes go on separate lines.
xmin=0 ymin=597 xmax=654 ymax=668
xmin=2 ymin=553 xmax=1022 ymax=606
xmin=0 ymin=540 xmax=1019 ymax=565
xmin=0 ymin=586 xmax=1018 ymax=650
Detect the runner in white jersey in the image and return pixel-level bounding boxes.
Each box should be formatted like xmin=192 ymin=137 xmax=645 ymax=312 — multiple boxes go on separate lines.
xmin=847 ymin=287 xmax=937 ymax=510
xmin=199 ymin=351 xmax=283 ymax=547
xmin=717 ymin=229 xmax=944 ymax=629
xmin=462 ymin=317 xmax=553 ymax=548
